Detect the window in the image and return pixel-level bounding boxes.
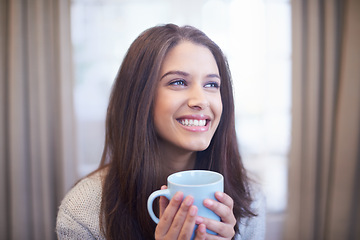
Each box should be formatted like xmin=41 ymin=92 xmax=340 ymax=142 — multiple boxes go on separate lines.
xmin=71 ymin=1 xmax=291 ymax=238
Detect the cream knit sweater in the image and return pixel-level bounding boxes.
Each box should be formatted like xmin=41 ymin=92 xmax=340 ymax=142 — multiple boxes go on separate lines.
xmin=56 ymin=172 xmax=266 ymax=239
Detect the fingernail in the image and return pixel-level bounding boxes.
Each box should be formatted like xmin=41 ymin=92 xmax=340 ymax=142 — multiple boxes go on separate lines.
xmin=184 ymin=196 xmax=194 ymax=206
xmin=199 ymin=224 xmax=206 ymax=233
xmin=189 ymin=206 xmax=197 ymax=216
xmin=195 ymin=216 xmax=203 ymax=224
xmin=174 ymin=192 xmax=183 ymax=201
xmin=216 ymin=192 xmax=224 ymax=198
xmin=204 ymin=199 xmax=213 ymax=207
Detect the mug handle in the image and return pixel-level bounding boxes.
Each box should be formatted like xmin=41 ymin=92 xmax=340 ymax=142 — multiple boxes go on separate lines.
xmin=147 ymin=189 xmax=171 ymax=223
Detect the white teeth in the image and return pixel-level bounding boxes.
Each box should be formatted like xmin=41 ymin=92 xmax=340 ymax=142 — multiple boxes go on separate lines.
xmin=180 ymin=119 xmax=206 ymax=127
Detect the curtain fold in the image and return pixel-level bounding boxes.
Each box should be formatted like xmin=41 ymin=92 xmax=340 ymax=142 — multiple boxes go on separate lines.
xmin=286 ymin=0 xmax=360 ymax=239
xmin=0 ymin=0 xmax=77 ymax=239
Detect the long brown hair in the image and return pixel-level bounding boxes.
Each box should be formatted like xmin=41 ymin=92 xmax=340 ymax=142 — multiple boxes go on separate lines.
xmin=98 ymin=24 xmax=255 ymax=239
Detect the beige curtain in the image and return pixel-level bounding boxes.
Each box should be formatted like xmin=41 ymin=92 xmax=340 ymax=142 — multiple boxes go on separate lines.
xmin=285 ymin=0 xmax=360 ymax=239
xmin=0 ymin=0 xmax=77 ymax=239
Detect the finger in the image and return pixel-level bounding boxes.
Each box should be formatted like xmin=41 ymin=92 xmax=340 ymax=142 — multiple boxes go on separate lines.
xmin=159 ymin=185 xmax=169 ymax=218
xmin=156 ymin=191 xmax=184 ymax=237
xmin=204 ymin=196 xmax=236 ymax=225
xmin=194 ymin=223 xmax=206 ymax=240
xmin=215 ymin=192 xmax=234 ymax=211
xmin=196 ymin=217 xmax=235 ymax=239
xmin=201 ymin=193 xmax=236 ymax=238
xmin=178 ymin=205 xmax=198 ymax=239
xmin=166 ymin=195 xmax=195 ymax=239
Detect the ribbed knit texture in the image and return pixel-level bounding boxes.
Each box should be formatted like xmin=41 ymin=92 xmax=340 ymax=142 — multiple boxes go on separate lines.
xmin=56 ymin=172 xmax=105 ymax=239
xmin=56 ymin=172 xmax=266 ymax=239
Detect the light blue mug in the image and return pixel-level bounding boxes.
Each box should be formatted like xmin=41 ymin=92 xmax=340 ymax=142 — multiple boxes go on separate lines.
xmin=147 ymin=170 xmax=224 ymax=237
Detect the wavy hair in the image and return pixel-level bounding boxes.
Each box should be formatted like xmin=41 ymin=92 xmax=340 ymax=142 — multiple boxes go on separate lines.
xmin=98 ymin=24 xmax=255 ymax=239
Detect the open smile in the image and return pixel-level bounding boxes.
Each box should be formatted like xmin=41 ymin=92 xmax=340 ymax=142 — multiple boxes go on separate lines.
xmin=176 ymin=115 xmax=211 ymax=130
xmin=177 ymin=119 xmax=208 ymax=127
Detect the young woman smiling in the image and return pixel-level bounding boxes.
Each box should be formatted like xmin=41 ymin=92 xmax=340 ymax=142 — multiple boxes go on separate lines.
xmin=56 ymin=24 xmax=266 ymax=240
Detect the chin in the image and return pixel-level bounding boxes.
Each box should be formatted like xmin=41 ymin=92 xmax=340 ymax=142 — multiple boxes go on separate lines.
xmin=183 ymin=141 xmax=211 ymax=152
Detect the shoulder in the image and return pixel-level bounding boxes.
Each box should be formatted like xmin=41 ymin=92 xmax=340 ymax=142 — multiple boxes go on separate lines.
xmin=56 ymin=171 xmax=105 ymax=239
xmin=236 ymin=184 xmax=266 ymax=240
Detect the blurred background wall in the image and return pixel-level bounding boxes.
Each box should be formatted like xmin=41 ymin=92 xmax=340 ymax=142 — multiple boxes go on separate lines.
xmin=0 ymin=0 xmax=359 ymax=239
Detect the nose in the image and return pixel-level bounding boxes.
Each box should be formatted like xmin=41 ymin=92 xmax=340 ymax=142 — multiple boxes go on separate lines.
xmin=187 ymin=84 xmax=210 ymax=110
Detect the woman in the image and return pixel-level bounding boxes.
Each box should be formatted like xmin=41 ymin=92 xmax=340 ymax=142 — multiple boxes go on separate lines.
xmin=56 ymin=24 xmax=266 ymax=239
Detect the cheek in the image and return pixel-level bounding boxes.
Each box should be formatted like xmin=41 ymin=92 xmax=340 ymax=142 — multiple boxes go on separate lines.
xmin=154 ymin=98 xmax=172 ymax=116
xmin=155 ymin=91 xmax=185 ymax=114
xmin=212 ymin=95 xmax=223 ymax=119
xmin=153 ymin=93 xmax=180 ymax=127
xmin=153 ymin=91 xmax=166 ymax=115
xmin=212 ymin=98 xmax=223 ymax=132
xmin=153 ymin=102 xmax=168 ymax=130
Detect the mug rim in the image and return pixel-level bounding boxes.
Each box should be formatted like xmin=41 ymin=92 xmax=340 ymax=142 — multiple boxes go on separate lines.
xmin=167 ymin=170 xmax=223 ymax=187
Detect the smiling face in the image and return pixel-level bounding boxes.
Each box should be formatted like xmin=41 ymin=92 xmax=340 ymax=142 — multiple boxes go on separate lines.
xmin=153 ymin=41 xmax=223 ymax=154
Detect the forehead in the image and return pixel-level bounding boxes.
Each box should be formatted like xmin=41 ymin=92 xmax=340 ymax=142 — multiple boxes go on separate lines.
xmin=160 ymin=41 xmax=219 ymax=75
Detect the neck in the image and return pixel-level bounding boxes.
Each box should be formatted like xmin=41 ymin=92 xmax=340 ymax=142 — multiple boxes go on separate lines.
xmin=158 ymin=140 xmax=197 ymax=177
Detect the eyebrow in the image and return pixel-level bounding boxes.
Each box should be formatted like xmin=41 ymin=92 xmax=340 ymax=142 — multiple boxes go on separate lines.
xmin=160 ymin=71 xmax=189 ymax=80
xmin=160 ymin=70 xmax=220 ymax=80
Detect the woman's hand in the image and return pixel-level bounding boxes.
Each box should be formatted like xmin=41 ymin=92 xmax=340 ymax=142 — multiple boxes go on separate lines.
xmin=155 ymin=186 xmax=206 ymax=240
xmin=196 ymin=192 xmax=237 ymax=239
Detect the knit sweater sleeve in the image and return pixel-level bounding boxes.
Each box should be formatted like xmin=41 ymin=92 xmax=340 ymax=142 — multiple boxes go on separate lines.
xmin=56 ymin=173 xmax=105 ymax=240
xmin=236 ymin=187 xmax=267 ymax=240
